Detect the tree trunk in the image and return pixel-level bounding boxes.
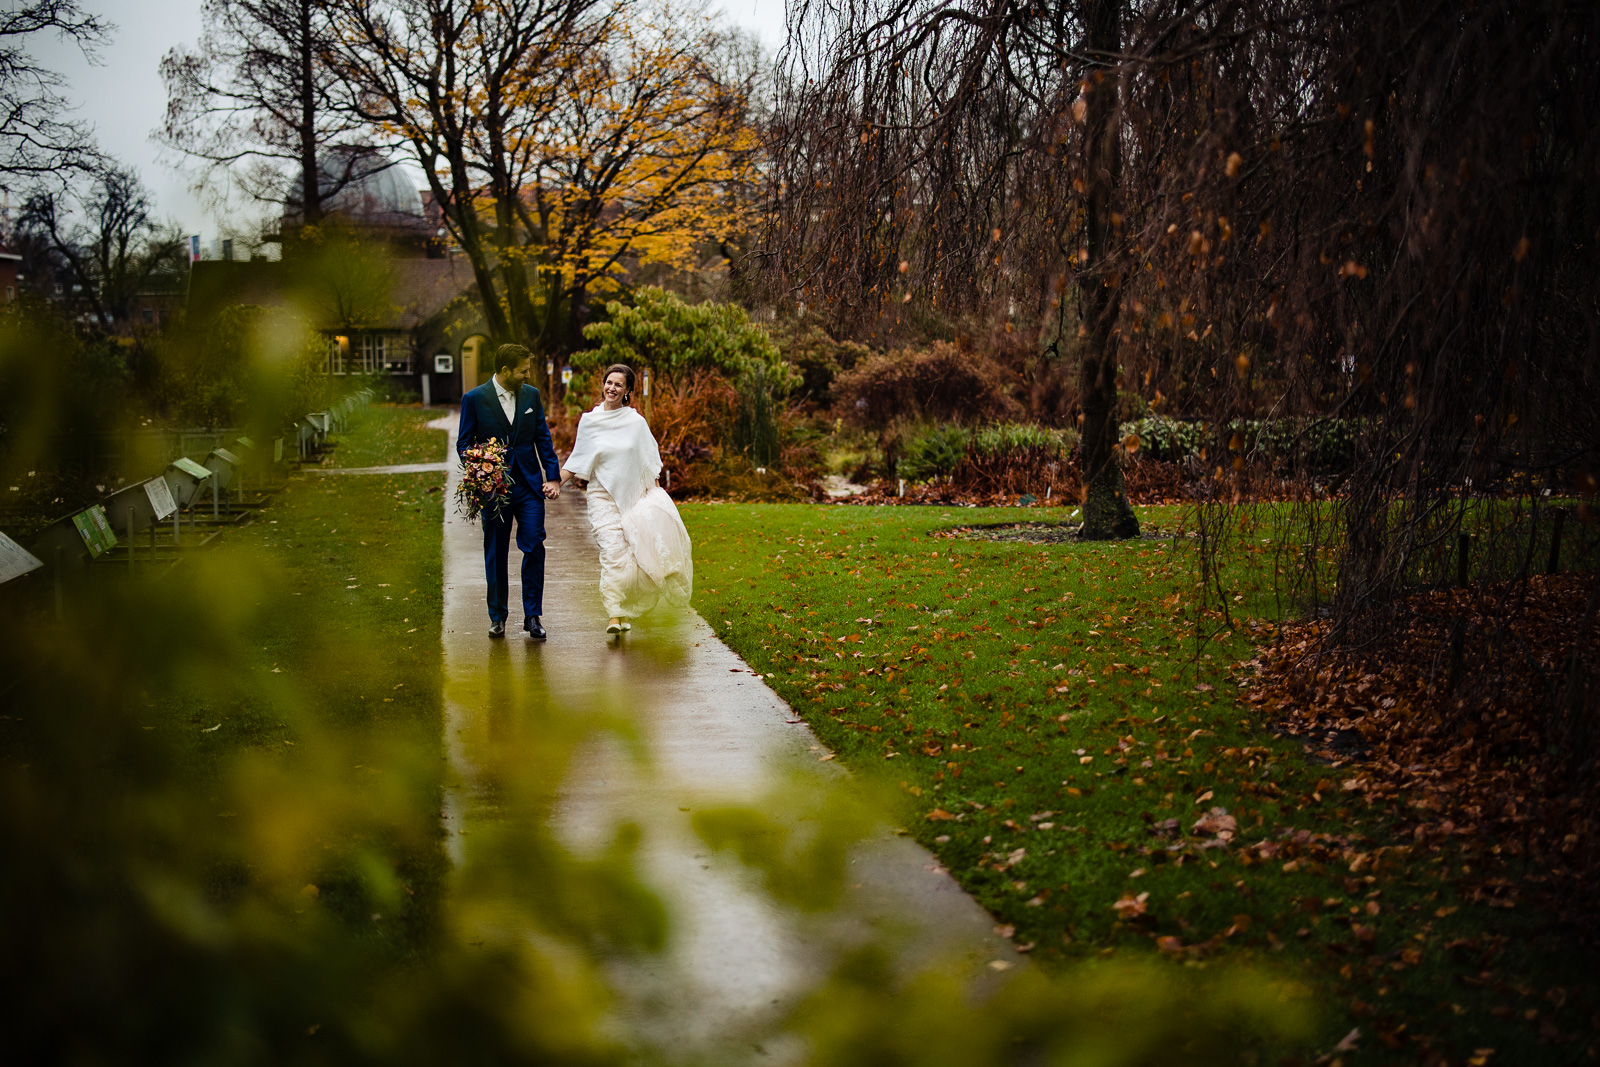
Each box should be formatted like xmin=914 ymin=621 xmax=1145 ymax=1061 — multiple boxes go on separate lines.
xmin=296 ymin=0 xmax=321 ymax=227
xmin=1076 ymin=0 xmax=1139 ymax=541
xmin=484 ymin=81 xmax=536 ymax=346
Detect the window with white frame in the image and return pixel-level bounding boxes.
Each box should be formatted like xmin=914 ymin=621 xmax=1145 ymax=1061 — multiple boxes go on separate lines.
xmin=359 ymin=334 xmax=384 ymax=374
xmin=322 ymin=333 xmax=410 ymax=374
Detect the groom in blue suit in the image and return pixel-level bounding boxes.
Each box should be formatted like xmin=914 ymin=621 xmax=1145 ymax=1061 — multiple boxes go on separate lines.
xmin=457 ymin=343 xmax=562 ymax=639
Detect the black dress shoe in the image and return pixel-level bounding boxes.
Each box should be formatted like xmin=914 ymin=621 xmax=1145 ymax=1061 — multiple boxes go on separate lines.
xmin=488 ymin=620 xmax=506 ymax=638
xmin=525 ymin=617 xmax=547 ymax=640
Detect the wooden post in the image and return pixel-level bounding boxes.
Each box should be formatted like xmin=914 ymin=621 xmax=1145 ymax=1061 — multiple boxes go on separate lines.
xmin=1546 ymin=508 xmax=1566 ymax=575
xmin=1447 ymin=617 xmax=1465 ymax=692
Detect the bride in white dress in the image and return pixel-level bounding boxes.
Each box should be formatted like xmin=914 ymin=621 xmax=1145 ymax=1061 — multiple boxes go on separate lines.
xmin=559 ymin=364 xmax=694 ymax=634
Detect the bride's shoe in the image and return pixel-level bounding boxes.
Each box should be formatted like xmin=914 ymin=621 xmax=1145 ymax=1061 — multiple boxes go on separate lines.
xmin=620 ymin=620 xmax=632 ymax=632
xmin=607 ymin=618 xmax=623 ymax=634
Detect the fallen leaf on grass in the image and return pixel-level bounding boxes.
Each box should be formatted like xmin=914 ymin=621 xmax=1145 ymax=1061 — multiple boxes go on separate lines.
xmin=1192 ymin=807 xmax=1237 ymax=838
xmin=1112 ymin=892 xmax=1149 ymax=919
xmin=926 ymin=808 xmax=957 ymax=821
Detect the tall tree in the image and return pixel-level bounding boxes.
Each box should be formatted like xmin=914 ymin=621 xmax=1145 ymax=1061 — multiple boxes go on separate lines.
xmin=518 ymin=11 xmax=762 ymax=353
xmin=0 ymin=0 xmax=109 ymax=182
xmin=1075 ymin=0 xmax=1139 ymax=539
xmin=767 ymin=0 xmax=1147 ymax=538
xmin=333 ymin=0 xmax=609 ymax=357
xmin=334 ymin=0 xmax=761 ymax=371
xmin=159 ymin=0 xmax=378 ymax=228
xmin=21 ymin=164 xmax=187 ymax=328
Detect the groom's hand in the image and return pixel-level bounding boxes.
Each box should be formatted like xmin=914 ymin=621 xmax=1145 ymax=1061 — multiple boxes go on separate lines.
xmin=543 ymin=479 xmax=561 ymax=499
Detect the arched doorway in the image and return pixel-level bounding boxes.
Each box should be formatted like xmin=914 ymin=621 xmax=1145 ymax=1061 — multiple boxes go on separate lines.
xmin=459 ymin=334 xmax=492 ymax=391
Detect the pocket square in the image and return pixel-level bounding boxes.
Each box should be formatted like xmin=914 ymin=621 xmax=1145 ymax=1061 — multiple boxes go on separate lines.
xmin=523 ymin=407 xmax=533 ymax=414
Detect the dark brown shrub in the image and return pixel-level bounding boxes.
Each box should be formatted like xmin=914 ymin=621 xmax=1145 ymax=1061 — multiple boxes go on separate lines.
xmin=832 ymin=342 xmax=1021 ymax=428
xmin=648 ymin=370 xmax=741 ymax=457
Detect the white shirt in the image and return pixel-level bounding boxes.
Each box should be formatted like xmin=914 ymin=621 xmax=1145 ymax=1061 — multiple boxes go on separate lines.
xmin=492 ymin=375 xmax=518 ymax=425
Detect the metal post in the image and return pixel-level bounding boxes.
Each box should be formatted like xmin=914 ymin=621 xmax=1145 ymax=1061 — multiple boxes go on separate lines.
xmin=212 ymin=477 xmax=219 ymax=521
xmin=54 ymin=546 xmax=64 ymax=620
xmin=174 ymin=504 xmax=181 ymax=546
xmin=126 ymin=506 xmax=135 ymax=570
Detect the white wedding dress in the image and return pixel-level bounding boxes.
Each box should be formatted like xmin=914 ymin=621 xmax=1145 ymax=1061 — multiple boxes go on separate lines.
xmin=564 ymin=405 xmax=693 ymax=618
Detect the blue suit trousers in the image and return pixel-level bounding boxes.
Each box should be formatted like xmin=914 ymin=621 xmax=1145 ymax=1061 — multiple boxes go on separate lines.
xmin=482 ymin=481 xmax=546 ymax=625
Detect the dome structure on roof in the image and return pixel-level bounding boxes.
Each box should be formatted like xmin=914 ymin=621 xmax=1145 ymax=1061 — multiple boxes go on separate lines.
xmin=319 ymin=149 xmax=424 ymax=228
xmin=279 ymin=147 xmax=427 ymax=234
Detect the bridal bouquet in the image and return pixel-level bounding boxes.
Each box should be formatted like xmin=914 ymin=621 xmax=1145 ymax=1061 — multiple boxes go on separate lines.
xmin=456 ymin=439 xmax=513 ymax=522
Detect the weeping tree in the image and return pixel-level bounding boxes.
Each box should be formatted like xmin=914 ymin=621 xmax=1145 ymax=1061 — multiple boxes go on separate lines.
xmin=1104 ymin=0 xmax=1600 ymax=673
xmin=765 ymin=0 xmax=1599 ymax=625
xmin=764 ymin=0 xmax=1171 ymax=538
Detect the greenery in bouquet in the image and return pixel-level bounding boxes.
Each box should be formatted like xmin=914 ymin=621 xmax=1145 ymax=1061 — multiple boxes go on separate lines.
xmin=456 ymin=439 xmax=513 ymax=522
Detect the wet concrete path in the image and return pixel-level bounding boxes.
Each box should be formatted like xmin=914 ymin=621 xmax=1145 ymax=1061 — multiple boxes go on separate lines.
xmin=432 ymin=413 xmax=1011 ymax=1061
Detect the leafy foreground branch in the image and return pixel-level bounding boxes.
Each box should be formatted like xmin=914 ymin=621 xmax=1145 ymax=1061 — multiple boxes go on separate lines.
xmin=1 ymin=410 xmax=1308 ymax=1064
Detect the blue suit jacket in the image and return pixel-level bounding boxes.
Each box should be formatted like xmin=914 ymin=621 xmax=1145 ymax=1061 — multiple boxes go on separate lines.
xmin=457 ymin=381 xmax=560 ymax=490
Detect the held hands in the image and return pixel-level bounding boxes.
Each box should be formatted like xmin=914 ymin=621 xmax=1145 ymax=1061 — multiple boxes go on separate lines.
xmin=542 ymin=479 xmax=561 ymax=500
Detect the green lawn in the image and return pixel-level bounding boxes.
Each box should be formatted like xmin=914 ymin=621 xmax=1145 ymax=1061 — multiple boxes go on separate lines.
xmin=683 ymin=501 xmax=1598 ymax=1064
xmin=324 ymin=403 xmax=449 ymax=468
xmin=151 ymin=408 xmax=453 ymax=950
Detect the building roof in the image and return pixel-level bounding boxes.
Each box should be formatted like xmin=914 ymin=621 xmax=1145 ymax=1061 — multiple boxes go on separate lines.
xmin=389 ymin=256 xmax=478 ymax=328
xmin=187 ymin=255 xmax=479 ymax=331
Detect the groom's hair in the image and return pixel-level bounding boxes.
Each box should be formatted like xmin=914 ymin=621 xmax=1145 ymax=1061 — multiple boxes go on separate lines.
xmin=493 ymin=343 xmax=532 ymax=373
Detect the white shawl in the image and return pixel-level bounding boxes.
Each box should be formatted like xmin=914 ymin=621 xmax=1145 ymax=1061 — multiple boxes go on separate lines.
xmin=564 ymin=404 xmax=661 ymax=514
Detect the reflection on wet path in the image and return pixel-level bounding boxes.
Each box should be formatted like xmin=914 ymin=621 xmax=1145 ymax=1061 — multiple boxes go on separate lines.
xmin=434 ymin=414 xmax=1010 ymax=1061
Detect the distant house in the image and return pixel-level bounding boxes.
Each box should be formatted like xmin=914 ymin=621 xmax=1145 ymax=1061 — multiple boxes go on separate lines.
xmin=0 ymin=245 xmax=19 ymax=305
xmin=186 ymin=154 xmax=499 ymax=404
xmin=186 ymin=254 xmax=492 ymax=405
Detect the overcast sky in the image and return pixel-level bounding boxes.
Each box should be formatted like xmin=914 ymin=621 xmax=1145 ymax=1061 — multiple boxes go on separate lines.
xmin=30 ymin=0 xmax=788 ymax=239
